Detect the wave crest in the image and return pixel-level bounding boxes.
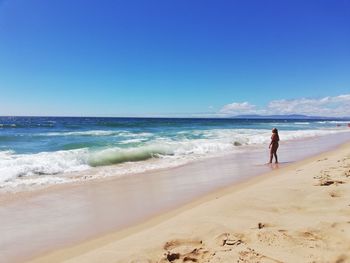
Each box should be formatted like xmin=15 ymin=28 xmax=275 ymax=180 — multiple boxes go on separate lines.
xmin=88 ymin=145 xmax=174 ymax=167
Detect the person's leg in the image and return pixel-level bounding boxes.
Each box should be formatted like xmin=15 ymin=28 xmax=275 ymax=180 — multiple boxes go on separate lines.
xmin=274 ymin=145 xmax=279 ymax=163
xmin=269 ymin=150 xmax=273 ymax=163
xmin=274 ymin=152 xmax=278 ymax=163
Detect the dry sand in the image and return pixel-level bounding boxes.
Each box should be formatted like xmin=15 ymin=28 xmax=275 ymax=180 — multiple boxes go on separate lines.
xmin=29 ymin=142 xmax=350 ymax=263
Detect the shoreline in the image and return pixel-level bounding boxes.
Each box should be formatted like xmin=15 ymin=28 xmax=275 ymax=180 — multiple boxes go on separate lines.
xmin=1 ymin=129 xmax=349 ymax=196
xmin=28 ymin=140 xmax=350 ymax=262
xmin=2 ymin=131 xmax=349 ymax=199
xmin=0 ymin=133 xmax=349 ymax=263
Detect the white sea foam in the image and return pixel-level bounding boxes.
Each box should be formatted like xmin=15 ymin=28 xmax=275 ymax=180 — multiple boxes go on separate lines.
xmin=119 ymin=138 xmax=148 ymax=144
xmin=0 ymin=176 xmax=74 ymax=192
xmin=40 ymin=130 xmax=125 ymax=137
xmin=39 ymin=130 xmax=155 ymax=138
xmin=1 ymin=127 xmax=349 ymax=192
xmin=0 ymin=149 xmax=90 ymax=184
xmin=317 ymin=121 xmax=350 ymax=124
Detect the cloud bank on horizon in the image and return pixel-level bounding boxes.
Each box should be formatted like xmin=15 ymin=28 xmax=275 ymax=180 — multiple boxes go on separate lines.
xmin=219 ymin=94 xmax=350 ymax=118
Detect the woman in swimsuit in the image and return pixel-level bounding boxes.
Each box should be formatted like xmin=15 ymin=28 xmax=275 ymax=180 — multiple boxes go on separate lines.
xmin=269 ymin=128 xmax=279 ymax=163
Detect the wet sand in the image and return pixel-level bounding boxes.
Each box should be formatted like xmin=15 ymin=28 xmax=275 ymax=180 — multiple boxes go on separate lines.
xmin=1 ymin=132 xmax=350 ymax=262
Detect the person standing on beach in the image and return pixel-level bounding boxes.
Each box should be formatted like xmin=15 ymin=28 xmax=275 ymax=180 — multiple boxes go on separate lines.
xmin=269 ymin=128 xmax=279 ymax=163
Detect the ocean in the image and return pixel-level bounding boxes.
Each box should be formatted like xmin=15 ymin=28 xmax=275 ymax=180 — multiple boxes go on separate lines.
xmin=0 ymin=116 xmax=349 ymax=192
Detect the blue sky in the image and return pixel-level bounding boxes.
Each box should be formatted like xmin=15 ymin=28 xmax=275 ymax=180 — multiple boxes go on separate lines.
xmin=0 ymin=0 xmax=349 ymax=117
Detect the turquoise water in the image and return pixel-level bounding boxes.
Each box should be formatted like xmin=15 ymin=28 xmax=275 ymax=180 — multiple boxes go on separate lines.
xmin=0 ymin=116 xmax=349 ymax=191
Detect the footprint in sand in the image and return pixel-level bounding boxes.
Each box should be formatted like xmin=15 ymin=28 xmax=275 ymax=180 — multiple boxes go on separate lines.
xmin=215 ymin=232 xmax=245 ymax=247
xmin=255 ymin=229 xmax=291 ymax=247
xmin=319 ymin=180 xmax=345 ymax=186
xmin=294 ymin=230 xmax=326 ymax=249
xmin=161 ymin=239 xmax=210 ymax=262
xmin=213 ymin=231 xmax=284 ymax=263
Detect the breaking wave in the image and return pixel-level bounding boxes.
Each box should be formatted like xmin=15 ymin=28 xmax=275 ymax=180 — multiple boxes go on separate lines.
xmin=1 ymin=127 xmax=349 ymax=191
xmin=88 ymin=145 xmax=175 ymax=166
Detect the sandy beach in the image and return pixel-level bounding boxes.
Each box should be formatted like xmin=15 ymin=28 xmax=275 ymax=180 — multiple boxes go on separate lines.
xmin=26 ymin=141 xmax=350 ymax=263
xmin=2 ymin=1 xmax=350 ymax=262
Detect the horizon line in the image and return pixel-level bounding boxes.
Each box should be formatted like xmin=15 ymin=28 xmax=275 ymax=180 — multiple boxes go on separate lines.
xmin=1 ymin=114 xmax=350 ymax=120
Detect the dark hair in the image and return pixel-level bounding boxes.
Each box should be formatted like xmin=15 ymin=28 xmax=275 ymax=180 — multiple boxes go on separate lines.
xmin=272 ymin=128 xmax=279 ymax=141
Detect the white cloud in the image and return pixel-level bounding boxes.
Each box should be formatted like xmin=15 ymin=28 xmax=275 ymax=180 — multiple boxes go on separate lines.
xmin=219 ymin=94 xmax=350 ymax=117
xmin=219 ymin=102 xmax=256 ymax=114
